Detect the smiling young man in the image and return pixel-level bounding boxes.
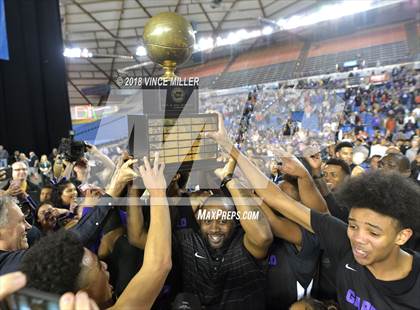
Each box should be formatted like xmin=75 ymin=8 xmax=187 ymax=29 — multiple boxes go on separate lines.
xmin=207 ymin=112 xmax=420 ymax=309
xmin=20 ymin=155 xmax=173 ymax=309
xmin=335 ymin=142 xmax=354 ymax=166
xmin=172 ymin=187 xmax=272 ymax=310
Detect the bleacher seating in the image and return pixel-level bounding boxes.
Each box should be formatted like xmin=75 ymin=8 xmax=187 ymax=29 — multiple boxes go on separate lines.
xmin=201 ymin=61 xmax=296 ymax=89
xmin=302 ymin=41 xmax=411 ymax=76
xmin=196 ymin=40 xmax=413 ymax=90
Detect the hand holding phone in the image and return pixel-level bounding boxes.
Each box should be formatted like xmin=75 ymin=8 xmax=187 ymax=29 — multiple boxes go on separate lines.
xmin=6 ymin=181 xmax=24 ymax=198
xmin=0 ymin=167 xmax=12 ymax=181
xmin=59 ymin=291 xmax=99 ymax=310
xmin=1 ymin=288 xmax=99 ymax=310
xmin=0 ymin=272 xmax=26 ymax=302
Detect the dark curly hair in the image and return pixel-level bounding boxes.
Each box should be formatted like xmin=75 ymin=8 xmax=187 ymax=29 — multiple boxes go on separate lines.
xmin=335 ymin=141 xmax=354 ymax=153
xmin=335 ymin=171 xmax=420 ymax=231
xmin=325 ymin=158 xmax=351 ymax=175
xmin=50 ymin=180 xmax=75 ymax=208
xmin=20 ymin=230 xmax=84 ymax=295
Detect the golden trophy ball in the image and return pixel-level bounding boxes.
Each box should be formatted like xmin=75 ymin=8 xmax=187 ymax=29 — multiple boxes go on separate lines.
xmin=143 ymin=12 xmax=196 ymax=79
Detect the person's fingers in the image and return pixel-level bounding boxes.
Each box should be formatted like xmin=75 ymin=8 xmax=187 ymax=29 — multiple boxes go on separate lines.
xmin=0 ymin=272 xmax=26 ymax=300
xmin=158 ymin=161 xmax=165 ymax=174
xmin=143 ymin=156 xmax=151 ymax=171
xmin=139 ymin=165 xmax=146 ymax=178
xmin=85 ymin=189 xmax=93 ymax=197
xmin=89 ymin=298 xmax=100 ymax=310
xmin=214 ymin=110 xmax=223 ymax=124
xmin=75 ymin=291 xmax=90 ymax=309
xmin=128 ymin=171 xmax=138 ymax=181
xmin=278 ymin=166 xmax=287 ymax=174
xmin=204 ymin=132 xmax=215 ymax=140
xmin=122 ymin=159 xmax=137 ymax=169
xmin=153 ymin=152 xmax=159 ymax=173
xmin=209 ymin=110 xmax=224 ymax=131
xmin=59 ymin=292 xmax=75 ymax=310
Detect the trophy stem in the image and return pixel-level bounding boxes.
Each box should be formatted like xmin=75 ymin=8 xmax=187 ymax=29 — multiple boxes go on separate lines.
xmin=162 ymin=60 xmax=177 ymax=80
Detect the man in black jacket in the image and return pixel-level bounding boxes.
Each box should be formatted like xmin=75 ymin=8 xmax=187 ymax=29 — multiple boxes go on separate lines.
xmin=0 ymin=191 xmax=113 ymax=276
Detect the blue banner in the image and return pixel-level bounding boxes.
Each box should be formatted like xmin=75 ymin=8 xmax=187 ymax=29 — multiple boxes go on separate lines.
xmin=0 ymin=0 xmax=9 ymax=61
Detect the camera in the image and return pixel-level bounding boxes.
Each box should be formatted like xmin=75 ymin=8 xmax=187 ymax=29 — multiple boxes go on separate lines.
xmin=58 ymin=131 xmax=87 ymax=162
xmin=44 ymin=210 xmax=75 ymax=230
xmin=0 ymin=167 xmax=12 ymax=180
xmin=0 ymin=287 xmax=60 ymax=310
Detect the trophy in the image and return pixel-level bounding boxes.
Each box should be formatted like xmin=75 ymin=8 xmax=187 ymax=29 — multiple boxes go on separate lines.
xmin=127 ymin=12 xmax=219 ymax=174
xmin=143 ymin=12 xmax=195 ymax=80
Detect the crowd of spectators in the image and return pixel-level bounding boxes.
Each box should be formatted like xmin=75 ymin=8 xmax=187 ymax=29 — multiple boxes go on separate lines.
xmin=201 ymin=65 xmax=419 ymax=182
xmin=0 ymin=64 xmax=419 ymax=310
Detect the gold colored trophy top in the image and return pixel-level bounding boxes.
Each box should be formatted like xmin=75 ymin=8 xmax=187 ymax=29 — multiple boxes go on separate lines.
xmin=143 ymin=12 xmax=196 ymax=80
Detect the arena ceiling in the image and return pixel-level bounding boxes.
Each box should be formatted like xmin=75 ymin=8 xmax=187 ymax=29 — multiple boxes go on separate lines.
xmin=61 ymin=0 xmax=325 ymax=105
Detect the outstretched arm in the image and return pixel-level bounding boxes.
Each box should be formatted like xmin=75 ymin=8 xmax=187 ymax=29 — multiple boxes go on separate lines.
xmin=110 ymin=153 xmax=171 ymax=310
xmin=259 ymin=201 xmax=303 ymax=246
xmin=127 ymin=185 xmax=148 ymax=249
xmin=216 ymin=159 xmax=272 ymax=259
xmin=304 ymin=152 xmax=331 ymax=197
xmin=207 ymin=113 xmax=314 ymax=233
xmin=271 ymin=148 xmax=328 ymax=213
xmin=86 ymin=144 xmax=115 ymax=171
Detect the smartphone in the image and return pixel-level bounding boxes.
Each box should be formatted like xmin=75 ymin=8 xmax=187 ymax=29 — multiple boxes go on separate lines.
xmin=0 ymin=288 xmax=60 ymax=310
xmin=0 ymin=167 xmax=12 ymax=180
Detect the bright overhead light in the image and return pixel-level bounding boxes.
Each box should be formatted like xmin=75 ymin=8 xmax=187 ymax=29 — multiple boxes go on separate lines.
xmin=197 ymin=37 xmax=214 ymax=51
xmin=276 ymin=0 xmax=401 ymax=30
xmin=63 ymin=48 xmax=92 ymax=58
xmin=136 ymin=46 xmax=147 ymax=57
xmin=191 ymin=0 xmax=402 ymax=53
xmin=262 ymin=26 xmax=273 ymax=35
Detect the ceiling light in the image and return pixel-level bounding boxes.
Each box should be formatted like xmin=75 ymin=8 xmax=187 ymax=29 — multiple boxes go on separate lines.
xmin=262 ymin=26 xmax=273 ymax=35
xmin=136 ymin=46 xmax=147 ymax=57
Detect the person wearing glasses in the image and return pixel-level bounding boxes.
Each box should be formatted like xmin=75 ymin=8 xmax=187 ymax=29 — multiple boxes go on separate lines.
xmin=3 ymin=161 xmax=40 ymax=207
xmin=1 ymin=162 xmax=42 ymax=245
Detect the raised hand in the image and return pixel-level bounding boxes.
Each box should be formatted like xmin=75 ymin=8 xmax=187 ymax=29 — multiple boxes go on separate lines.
xmin=0 ymin=170 xmax=6 ymax=181
xmin=138 ymin=152 xmax=166 ymax=197
xmin=304 ymin=152 xmax=322 ymax=174
xmin=106 ymin=159 xmax=138 ymax=197
xmin=5 ymin=181 xmax=24 ymax=197
xmin=80 ymin=186 xmax=105 ymax=208
xmin=272 ymin=147 xmax=309 ymax=179
xmin=116 ymin=159 xmax=138 ymax=184
xmin=85 ymin=143 xmax=98 ymax=155
xmin=214 ymin=158 xmax=236 ymax=181
xmin=205 ymin=111 xmax=231 ymax=148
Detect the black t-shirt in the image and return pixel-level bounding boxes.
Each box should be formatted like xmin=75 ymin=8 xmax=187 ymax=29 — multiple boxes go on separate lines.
xmin=311 ymin=210 xmax=420 ymax=309
xmin=142 ymin=194 xmax=197 ymax=232
xmin=105 ymin=234 xmax=144 ymax=298
xmin=325 ymin=193 xmax=349 ymax=223
xmin=0 ymin=250 xmax=25 ymax=276
xmin=29 ymin=155 xmax=38 ymax=167
xmin=266 ymin=229 xmax=320 ymax=310
xmin=319 ymin=193 xmax=345 ymax=300
xmin=174 ymin=227 xmax=266 ymax=310
xmin=319 ymin=193 xmax=348 ymax=300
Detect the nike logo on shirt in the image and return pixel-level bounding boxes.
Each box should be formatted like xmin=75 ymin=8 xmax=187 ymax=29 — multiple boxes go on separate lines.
xmin=345 ymin=263 xmax=357 ymax=271
xmin=195 ymin=252 xmax=206 ymax=259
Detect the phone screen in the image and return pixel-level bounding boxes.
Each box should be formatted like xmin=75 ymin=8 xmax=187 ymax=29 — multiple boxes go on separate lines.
xmin=0 ymin=167 xmax=12 ymax=180
xmin=1 ymin=288 xmax=60 ymax=310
